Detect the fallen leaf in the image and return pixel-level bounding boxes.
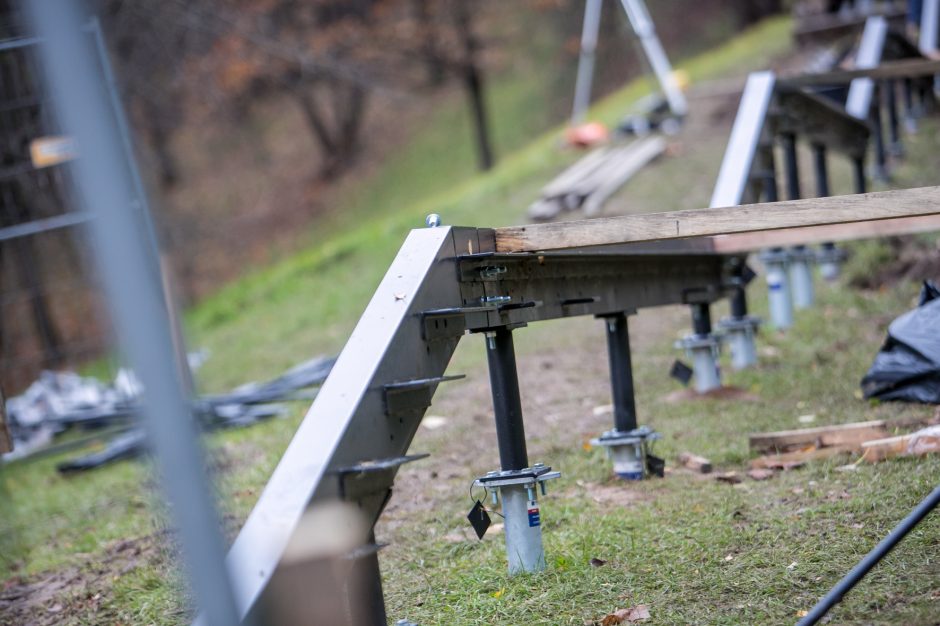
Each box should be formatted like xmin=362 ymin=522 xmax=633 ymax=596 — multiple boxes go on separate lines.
xmin=598 ymin=605 xmax=651 ymax=625
xmin=716 ymin=471 xmax=742 ymax=484
xmin=746 ymin=468 xmax=775 ymax=481
xmin=797 ymin=609 xmax=809 ymax=617
xmin=590 ymin=557 xmax=608 ymax=567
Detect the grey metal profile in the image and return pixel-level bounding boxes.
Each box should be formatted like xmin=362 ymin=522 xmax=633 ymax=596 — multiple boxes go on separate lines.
xmin=846 ymin=16 xmax=888 ymax=119
xmin=709 ymin=71 xmax=776 ymax=208
xmin=921 ymin=0 xmax=939 ymax=54
xmin=619 ymin=0 xmax=688 ymax=117
xmin=0 ymin=212 xmax=92 ymax=242
xmin=571 ymin=0 xmax=603 ymax=124
xmin=22 ymin=3 xmax=241 ymax=626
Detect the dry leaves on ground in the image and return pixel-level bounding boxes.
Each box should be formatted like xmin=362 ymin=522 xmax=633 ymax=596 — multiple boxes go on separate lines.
xmin=589 ymin=604 xmax=651 ymax=625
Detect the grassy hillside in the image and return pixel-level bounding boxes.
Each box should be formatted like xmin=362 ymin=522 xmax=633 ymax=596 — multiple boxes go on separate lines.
xmin=15 ymin=15 xmax=940 ymax=625
xmin=188 ymin=17 xmax=793 ymax=392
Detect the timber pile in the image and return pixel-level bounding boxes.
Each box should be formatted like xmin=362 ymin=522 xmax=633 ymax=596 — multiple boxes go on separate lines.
xmin=749 ymin=411 xmax=940 ymax=468
xmin=528 ymin=135 xmax=666 ymax=221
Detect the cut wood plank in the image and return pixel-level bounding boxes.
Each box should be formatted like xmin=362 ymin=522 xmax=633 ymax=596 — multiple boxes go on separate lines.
xmin=495 ymin=186 xmax=940 ymax=253
xmin=749 ymin=420 xmax=890 ymax=453
xmin=861 ymin=426 xmax=940 ymax=462
xmin=860 ymin=434 xmax=912 ymax=462
xmin=708 ymin=213 xmax=940 ymax=253
xmin=750 ymin=445 xmax=857 ymax=470
xmin=678 ymin=452 xmax=712 ymax=474
xmin=582 ymin=135 xmax=666 ymax=215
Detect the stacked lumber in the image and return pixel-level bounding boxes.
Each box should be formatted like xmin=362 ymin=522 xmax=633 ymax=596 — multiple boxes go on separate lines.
xmin=528 ymin=135 xmax=666 ymax=220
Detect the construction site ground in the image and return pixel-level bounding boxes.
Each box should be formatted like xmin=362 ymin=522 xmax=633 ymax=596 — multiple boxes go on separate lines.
xmin=3 ymin=16 xmax=940 ymax=625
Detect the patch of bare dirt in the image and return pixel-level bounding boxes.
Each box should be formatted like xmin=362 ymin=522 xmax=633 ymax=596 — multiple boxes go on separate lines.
xmin=662 ymin=386 xmax=760 ymax=404
xmin=0 ymin=532 xmax=176 ymax=626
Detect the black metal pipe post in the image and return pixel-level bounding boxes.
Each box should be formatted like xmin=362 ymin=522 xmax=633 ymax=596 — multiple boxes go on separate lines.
xmin=691 ymin=303 xmax=712 ymax=337
xmin=729 ymin=259 xmax=748 ymax=319
xmin=903 ymin=78 xmax=914 ymax=119
xmin=602 ymin=313 xmax=637 ymax=433
xmin=812 ymin=143 xmax=838 ymax=255
xmin=812 ymin=144 xmax=829 ymax=198
xmin=485 ymin=327 xmax=529 ymax=471
xmin=852 ymin=156 xmax=867 ymax=194
xmin=797 ymin=483 xmax=940 ymax=626
xmin=782 ymin=132 xmax=801 ymax=201
xmin=871 ymin=84 xmax=888 ymax=180
xmin=885 ymin=79 xmax=901 ymax=155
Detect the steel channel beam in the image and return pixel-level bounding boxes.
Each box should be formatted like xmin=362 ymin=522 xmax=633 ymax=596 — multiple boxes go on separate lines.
xmin=218 ymin=225 xmax=469 ymax=621
xmin=923 ymin=0 xmax=940 ymax=54
xmin=709 ymin=71 xmax=775 ymax=208
xmin=571 ymin=0 xmax=603 ymax=124
xmin=773 ymin=87 xmax=871 ymax=160
xmin=455 ymin=251 xmax=733 ymax=331
xmin=619 ymin=0 xmax=688 ymax=117
xmin=847 ymin=16 xmax=888 ymax=119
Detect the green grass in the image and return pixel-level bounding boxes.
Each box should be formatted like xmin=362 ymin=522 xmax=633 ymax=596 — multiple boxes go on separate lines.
xmin=7 ymin=14 xmax=940 ymax=625
xmin=187 ymin=16 xmax=793 ymax=391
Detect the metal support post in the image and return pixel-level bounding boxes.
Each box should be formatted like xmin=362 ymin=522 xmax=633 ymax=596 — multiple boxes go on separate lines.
xmin=852 ymin=156 xmax=867 ymax=194
xmin=591 ymin=313 xmax=660 ymax=479
xmin=718 ymin=259 xmax=761 ymax=370
xmin=486 ymin=328 xmax=529 ymax=471
xmin=789 ymin=246 xmax=815 ymax=309
xmin=902 ymin=78 xmax=918 ymax=133
xmin=871 ymin=84 xmax=889 ymax=182
xmin=476 ymin=327 xmax=559 ymax=574
xmin=760 ymin=247 xmax=793 ymax=330
xmin=675 ymin=303 xmax=721 ymax=393
xmin=781 ymin=133 xmax=814 ymax=308
xmin=571 ymin=0 xmax=603 ymax=124
xmin=758 ymin=162 xmax=794 ymax=330
xmin=812 ymin=144 xmax=846 ymax=281
xmin=885 ymin=79 xmax=902 ymax=157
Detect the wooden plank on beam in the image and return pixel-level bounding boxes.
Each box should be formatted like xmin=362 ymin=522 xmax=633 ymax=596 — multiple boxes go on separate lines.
xmin=494 ymin=186 xmax=940 ymax=253
xmin=709 ymin=213 xmax=940 ymax=253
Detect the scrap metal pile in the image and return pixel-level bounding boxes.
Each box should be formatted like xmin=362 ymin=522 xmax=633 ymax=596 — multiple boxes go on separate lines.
xmin=2 ymin=354 xmax=335 ymax=471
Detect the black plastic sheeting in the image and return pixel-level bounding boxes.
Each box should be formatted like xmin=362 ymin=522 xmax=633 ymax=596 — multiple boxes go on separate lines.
xmin=862 ymin=282 xmax=940 ymax=404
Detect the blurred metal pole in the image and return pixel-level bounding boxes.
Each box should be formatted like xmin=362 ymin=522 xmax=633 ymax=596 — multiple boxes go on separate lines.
xmin=571 ymin=0 xmax=603 ymax=124
xmin=22 ymin=3 xmax=241 ymax=626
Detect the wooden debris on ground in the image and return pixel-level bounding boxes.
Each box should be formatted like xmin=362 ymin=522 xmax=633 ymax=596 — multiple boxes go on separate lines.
xmin=678 ymin=452 xmax=712 ymax=473
xmin=861 ymin=425 xmax=940 ymax=462
xmin=589 ymin=605 xmax=651 ymax=625
xmin=749 ymin=415 xmax=940 ymax=469
xmin=745 ymin=468 xmax=775 ymax=481
xmin=715 ymin=471 xmax=742 ymax=484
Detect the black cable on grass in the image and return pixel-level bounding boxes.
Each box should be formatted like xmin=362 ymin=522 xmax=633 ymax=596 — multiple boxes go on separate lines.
xmin=797 ymin=483 xmax=940 ymax=626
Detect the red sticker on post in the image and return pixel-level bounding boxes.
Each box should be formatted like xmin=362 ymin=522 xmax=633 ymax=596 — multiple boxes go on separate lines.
xmin=527 ymin=501 xmax=540 ymax=527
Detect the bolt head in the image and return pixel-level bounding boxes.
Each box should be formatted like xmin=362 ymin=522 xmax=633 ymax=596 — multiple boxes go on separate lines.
xmin=425 ymin=213 xmax=442 ymax=228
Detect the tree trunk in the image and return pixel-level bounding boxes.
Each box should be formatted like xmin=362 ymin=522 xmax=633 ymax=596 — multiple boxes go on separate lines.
xmin=411 ymin=0 xmax=446 ymax=86
xmin=293 ymin=79 xmax=368 ymax=181
xmin=453 ymin=0 xmax=495 ymax=171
